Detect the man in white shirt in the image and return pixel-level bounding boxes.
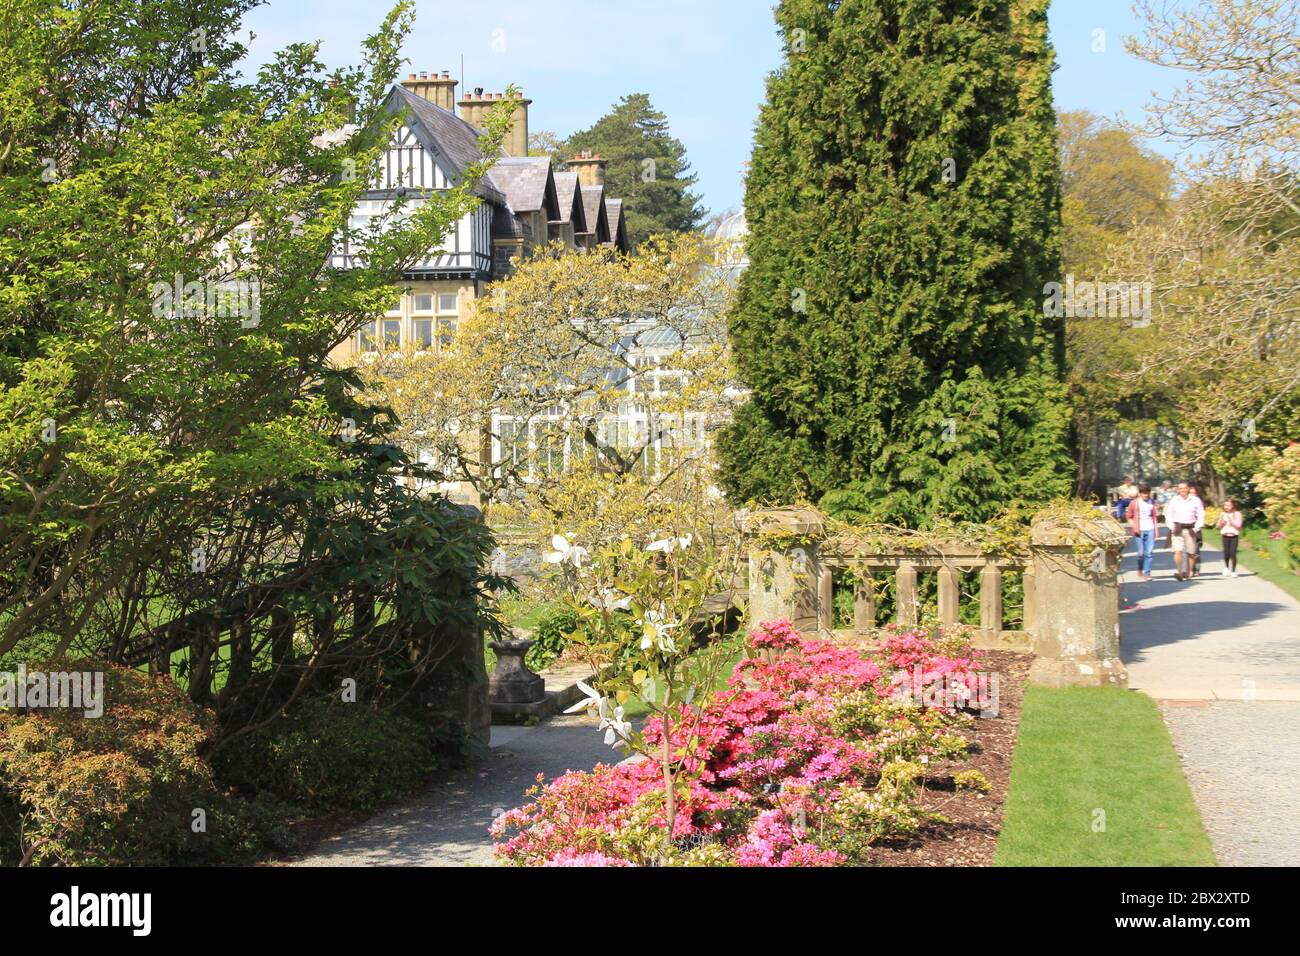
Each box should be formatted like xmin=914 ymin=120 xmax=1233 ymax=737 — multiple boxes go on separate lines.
xmin=1165 ymin=482 xmax=1205 ymax=581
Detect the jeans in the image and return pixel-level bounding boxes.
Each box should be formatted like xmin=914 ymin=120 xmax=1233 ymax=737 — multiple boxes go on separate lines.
xmin=1134 ymin=530 xmax=1155 ymax=575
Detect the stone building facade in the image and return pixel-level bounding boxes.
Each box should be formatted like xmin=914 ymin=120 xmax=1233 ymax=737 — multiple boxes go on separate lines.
xmin=327 ymin=71 xmax=630 ymax=370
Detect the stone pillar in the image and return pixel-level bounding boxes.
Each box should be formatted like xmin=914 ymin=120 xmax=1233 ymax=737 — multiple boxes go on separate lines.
xmin=741 ymin=508 xmax=826 ymax=633
xmin=854 ymin=573 xmax=876 ymax=633
xmin=1022 ymin=566 xmax=1038 ymax=634
xmin=979 ymin=564 xmax=1002 ymax=640
xmin=895 ymin=563 xmax=919 ymax=627
xmin=937 ymin=565 xmax=960 ymax=626
xmin=1027 ymin=512 xmax=1130 ymax=687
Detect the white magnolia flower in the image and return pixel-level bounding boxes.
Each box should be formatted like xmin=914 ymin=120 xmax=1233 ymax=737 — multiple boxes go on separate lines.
xmin=638 ymin=609 xmax=680 ymax=654
xmin=564 ymin=682 xmax=631 ymax=750
xmin=587 ymin=588 xmax=632 ymax=612
xmin=544 ymin=534 xmax=589 ymax=569
xmin=563 ymin=680 xmax=606 ymax=718
xmin=646 ymin=533 xmax=692 ymax=554
xmin=600 ymin=705 xmax=632 ymax=748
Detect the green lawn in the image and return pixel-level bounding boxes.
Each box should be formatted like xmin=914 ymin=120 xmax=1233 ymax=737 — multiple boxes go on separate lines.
xmin=620 ymin=641 xmax=747 ymax=719
xmin=1205 ymin=527 xmax=1300 ymax=604
xmin=996 ymin=685 xmax=1215 ymax=866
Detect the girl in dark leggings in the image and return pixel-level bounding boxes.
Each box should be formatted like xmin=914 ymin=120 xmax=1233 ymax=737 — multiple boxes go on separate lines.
xmin=1216 ymin=499 xmax=1244 ymax=577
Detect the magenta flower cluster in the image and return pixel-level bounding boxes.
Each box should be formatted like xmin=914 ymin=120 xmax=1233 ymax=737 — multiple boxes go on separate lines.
xmin=491 ymin=620 xmax=985 ymax=866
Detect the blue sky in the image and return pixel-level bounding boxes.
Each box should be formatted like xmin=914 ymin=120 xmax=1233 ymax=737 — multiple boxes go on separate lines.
xmin=240 ymin=0 xmax=1193 ymax=216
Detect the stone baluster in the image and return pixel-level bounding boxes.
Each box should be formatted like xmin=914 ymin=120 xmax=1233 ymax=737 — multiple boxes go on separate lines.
xmin=979 ymin=563 xmax=1002 ymax=640
xmin=895 ymin=563 xmax=918 ymax=627
xmin=818 ymin=565 xmax=834 ymax=634
xmin=854 ymin=572 xmax=876 ymax=633
xmin=937 ymin=565 xmax=960 ymax=627
xmin=1022 ymin=565 xmax=1038 ymax=634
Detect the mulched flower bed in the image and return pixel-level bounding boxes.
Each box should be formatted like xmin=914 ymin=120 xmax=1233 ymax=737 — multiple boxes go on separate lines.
xmin=866 ymin=650 xmax=1031 ymax=866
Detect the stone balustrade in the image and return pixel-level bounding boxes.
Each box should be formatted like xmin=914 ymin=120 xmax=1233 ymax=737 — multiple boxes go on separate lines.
xmin=741 ymin=505 xmax=1131 ymax=688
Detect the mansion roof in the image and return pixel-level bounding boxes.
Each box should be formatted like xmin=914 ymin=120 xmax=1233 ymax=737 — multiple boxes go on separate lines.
xmin=384 ymin=85 xmax=628 ymax=258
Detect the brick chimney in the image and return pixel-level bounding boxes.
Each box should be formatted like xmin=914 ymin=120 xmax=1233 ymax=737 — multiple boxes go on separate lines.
xmin=459 ymin=90 xmax=531 ymax=157
xmin=401 ymin=70 xmax=458 ymax=112
xmin=568 ymin=149 xmax=606 ymax=187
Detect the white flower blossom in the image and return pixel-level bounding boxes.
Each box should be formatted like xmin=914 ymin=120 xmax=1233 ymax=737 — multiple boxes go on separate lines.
xmin=601 ymin=705 xmax=632 ymax=747
xmin=563 ymin=681 xmax=631 ymax=750
xmin=646 ymin=533 xmax=692 ymax=554
xmin=587 ymin=588 xmax=632 ymax=612
xmin=544 ymin=534 xmax=589 ymax=569
xmin=563 ymin=680 xmax=606 ymax=717
xmin=638 ymin=608 xmax=680 ymax=654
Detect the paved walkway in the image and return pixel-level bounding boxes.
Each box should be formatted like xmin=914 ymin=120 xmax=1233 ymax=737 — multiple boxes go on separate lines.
xmin=1120 ymin=540 xmax=1300 ymax=866
xmin=291 ymin=714 xmax=614 ymax=866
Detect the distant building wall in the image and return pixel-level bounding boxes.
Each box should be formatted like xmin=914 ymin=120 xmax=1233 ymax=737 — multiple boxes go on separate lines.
xmin=1085 ymin=424 xmax=1180 ymax=493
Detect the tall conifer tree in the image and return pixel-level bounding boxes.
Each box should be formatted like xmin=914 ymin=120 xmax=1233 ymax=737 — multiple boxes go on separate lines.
xmin=720 ymin=0 xmax=1071 ymax=526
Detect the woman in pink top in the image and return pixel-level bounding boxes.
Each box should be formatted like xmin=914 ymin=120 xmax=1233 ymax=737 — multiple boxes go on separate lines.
xmin=1216 ymin=499 xmax=1244 ymax=577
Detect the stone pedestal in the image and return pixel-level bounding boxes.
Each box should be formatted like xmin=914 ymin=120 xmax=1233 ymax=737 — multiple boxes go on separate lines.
xmin=1027 ymin=513 xmax=1130 ymax=687
xmin=488 ymin=638 xmax=545 ymax=716
xmin=740 ymin=507 xmax=826 ymax=633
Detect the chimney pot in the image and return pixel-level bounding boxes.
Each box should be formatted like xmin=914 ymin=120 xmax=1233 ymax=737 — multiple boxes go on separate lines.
xmin=408 ymin=72 xmax=417 ymax=80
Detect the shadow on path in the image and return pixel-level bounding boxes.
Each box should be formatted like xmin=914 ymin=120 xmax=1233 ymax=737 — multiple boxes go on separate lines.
xmin=292 ymin=715 xmax=618 ymax=867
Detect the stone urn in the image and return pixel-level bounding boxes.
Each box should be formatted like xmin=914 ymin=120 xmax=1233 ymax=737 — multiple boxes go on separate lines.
xmin=488 ymin=638 xmax=545 ymax=706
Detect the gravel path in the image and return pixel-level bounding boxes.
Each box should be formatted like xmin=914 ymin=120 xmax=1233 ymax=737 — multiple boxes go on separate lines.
xmin=291 ymin=714 xmax=616 ymax=867
xmin=1120 ymin=541 xmax=1300 ymax=866
xmin=1159 ymin=700 xmax=1300 ymax=866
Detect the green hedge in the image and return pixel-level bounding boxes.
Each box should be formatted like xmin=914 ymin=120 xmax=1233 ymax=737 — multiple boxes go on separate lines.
xmin=211 ymin=698 xmax=444 ymax=816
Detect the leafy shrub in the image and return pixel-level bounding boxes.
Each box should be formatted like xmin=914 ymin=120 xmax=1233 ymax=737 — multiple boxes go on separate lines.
xmin=1254 ymin=443 xmax=1300 ymax=528
xmin=954 ymin=769 xmax=992 ymax=793
xmin=0 ymin=663 xmax=282 ymax=865
xmin=1283 ymin=519 xmax=1300 ymax=572
xmin=492 ymin=622 xmax=988 ymax=866
xmin=211 ymin=698 xmax=443 ymax=816
xmin=526 ymin=606 xmax=578 ymax=671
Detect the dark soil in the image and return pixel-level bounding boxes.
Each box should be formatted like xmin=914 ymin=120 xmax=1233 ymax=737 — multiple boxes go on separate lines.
xmin=865 ymin=650 xmax=1031 ymax=866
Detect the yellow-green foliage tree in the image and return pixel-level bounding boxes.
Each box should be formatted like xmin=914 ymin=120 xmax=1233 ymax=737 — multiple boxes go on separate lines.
xmin=1057 ymin=110 xmax=1174 ymax=490
xmin=367 ymin=234 xmax=740 ymax=550
xmin=1113 ymin=0 xmax=1300 ymax=473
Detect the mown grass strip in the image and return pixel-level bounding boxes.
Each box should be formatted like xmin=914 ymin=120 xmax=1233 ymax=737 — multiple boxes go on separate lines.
xmin=996 ymin=685 xmax=1215 ymax=866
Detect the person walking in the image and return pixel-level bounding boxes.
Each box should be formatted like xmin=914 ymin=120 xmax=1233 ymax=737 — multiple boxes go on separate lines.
xmin=1125 ymin=483 xmax=1158 ymax=581
xmin=1155 ymin=480 xmax=1174 ymax=549
xmin=1216 ymin=499 xmax=1244 ymax=577
xmin=1165 ymin=481 xmax=1205 ymax=581
xmin=1114 ymin=475 xmax=1139 ymax=522
xmin=1190 ymin=484 xmax=1206 ymax=576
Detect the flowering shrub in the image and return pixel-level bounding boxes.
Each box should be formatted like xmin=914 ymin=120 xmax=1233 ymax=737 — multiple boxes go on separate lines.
xmin=1254 ymin=443 xmax=1300 ymax=529
xmin=492 ymin=621 xmax=988 ymax=866
xmin=0 ymin=663 xmax=284 ymax=865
